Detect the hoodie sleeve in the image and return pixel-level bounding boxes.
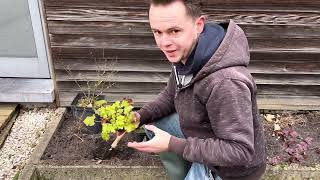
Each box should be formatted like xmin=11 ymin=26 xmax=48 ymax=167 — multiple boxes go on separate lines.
xmin=169 ymin=79 xmax=255 ymax=167
xmin=137 ymin=73 xmax=176 ymax=125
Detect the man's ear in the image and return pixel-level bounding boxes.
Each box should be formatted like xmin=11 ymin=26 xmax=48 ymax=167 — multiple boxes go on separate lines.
xmin=196 ymin=15 xmax=206 ymax=34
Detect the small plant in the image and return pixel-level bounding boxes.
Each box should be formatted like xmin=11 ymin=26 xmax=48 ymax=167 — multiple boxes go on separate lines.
xmin=64 ymin=57 xmax=117 ymax=133
xmin=61 ymin=51 xmax=117 ymax=109
xmin=279 ymin=128 xmax=313 ymax=163
xmin=84 ymin=99 xmax=138 ymax=149
xmin=269 ymin=127 xmax=314 ymax=165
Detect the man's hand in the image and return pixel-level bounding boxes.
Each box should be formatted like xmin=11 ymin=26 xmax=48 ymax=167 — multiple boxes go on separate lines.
xmin=127 ymin=125 xmax=171 ymax=153
xmin=132 ymin=111 xmax=141 ymax=128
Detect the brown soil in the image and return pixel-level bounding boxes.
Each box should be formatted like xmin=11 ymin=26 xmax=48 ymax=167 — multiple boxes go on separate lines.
xmin=41 ymin=110 xmax=161 ymax=166
xmin=263 ymin=111 xmax=320 ymax=166
xmin=42 ymin=109 xmax=320 ymax=167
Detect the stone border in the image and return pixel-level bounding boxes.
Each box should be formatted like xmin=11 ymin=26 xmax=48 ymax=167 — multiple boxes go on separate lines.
xmin=264 ymin=164 xmax=320 ymax=179
xmin=19 ymin=108 xmax=319 ymax=179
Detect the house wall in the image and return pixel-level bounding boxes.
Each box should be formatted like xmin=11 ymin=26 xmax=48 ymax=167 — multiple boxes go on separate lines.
xmin=44 ymin=0 xmax=320 ymax=110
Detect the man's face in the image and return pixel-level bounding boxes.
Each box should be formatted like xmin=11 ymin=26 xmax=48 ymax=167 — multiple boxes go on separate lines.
xmin=149 ymin=1 xmax=204 ymax=64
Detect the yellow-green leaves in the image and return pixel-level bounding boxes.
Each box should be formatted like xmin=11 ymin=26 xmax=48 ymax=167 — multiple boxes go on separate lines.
xmin=94 ymin=99 xmax=107 ymax=109
xmin=101 ymin=123 xmax=117 ymax=141
xmin=84 ymin=115 xmax=95 ymax=126
xmin=83 ymin=99 xmax=136 ymax=141
xmin=124 ymin=123 xmax=136 ymax=132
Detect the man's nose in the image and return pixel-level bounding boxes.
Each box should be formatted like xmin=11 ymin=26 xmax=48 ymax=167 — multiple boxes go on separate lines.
xmin=161 ymin=34 xmax=172 ymax=47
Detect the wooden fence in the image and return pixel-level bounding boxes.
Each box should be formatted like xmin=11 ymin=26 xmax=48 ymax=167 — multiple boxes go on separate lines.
xmin=44 ymin=0 xmax=320 ymax=110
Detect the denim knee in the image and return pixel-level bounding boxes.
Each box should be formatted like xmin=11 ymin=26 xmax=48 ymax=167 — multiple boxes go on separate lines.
xmin=143 ymin=113 xmax=184 ymax=139
xmin=144 ymin=126 xmax=155 ymax=139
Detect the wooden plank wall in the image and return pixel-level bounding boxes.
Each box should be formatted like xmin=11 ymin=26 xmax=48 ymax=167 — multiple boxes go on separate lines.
xmin=44 ymin=0 xmax=320 ymax=110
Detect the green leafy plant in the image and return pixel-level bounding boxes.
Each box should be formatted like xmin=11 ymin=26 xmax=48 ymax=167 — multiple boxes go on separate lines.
xmin=84 ymin=99 xmax=138 ymax=149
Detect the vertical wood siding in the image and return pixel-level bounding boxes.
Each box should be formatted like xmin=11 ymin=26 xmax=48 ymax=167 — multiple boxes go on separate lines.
xmin=44 ymin=0 xmax=320 ymax=110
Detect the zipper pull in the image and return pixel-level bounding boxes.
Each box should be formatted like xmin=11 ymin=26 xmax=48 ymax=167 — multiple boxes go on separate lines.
xmin=173 ymin=65 xmax=182 ymax=89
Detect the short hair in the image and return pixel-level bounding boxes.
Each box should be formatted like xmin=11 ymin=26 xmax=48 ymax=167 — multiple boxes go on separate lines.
xmin=149 ymin=0 xmax=202 ymax=19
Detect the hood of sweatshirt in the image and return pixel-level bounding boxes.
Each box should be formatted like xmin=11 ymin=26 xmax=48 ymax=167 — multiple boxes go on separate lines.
xmin=191 ymin=20 xmax=250 ymax=83
xmin=175 ymin=23 xmax=226 ymax=76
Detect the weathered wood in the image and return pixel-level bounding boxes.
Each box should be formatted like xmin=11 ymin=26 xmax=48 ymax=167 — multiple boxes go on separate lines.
xmin=248 ymin=62 xmax=320 ymax=75
xmin=50 ymin=34 xmax=157 ymax=49
xmin=52 ymin=46 xmax=320 ymax=62
xmin=0 ymin=104 xmax=18 ymax=131
xmin=44 ymin=0 xmax=320 ymax=110
xmin=55 ymin=59 xmax=171 ymax=72
xmin=48 ymin=21 xmax=151 ymax=35
xmin=45 ymin=6 xmax=320 ymax=25
xmin=57 ymin=82 xmax=320 ymax=97
xmin=51 ymin=47 xmax=165 ymax=60
xmin=257 ymin=85 xmax=320 ymax=96
xmin=45 ymin=0 xmax=319 ymax=5
xmin=48 ymin=21 xmax=320 ymax=39
xmin=250 ymin=49 xmax=320 ymax=62
xmin=57 ymin=81 xmax=166 ymax=93
xmin=257 ymin=95 xmax=320 ymax=111
xmin=240 ymin=24 xmax=320 ymax=38
xmin=55 ymin=70 xmax=170 ymax=83
xmin=45 ymin=0 xmax=320 ymax=12
xmin=49 ymin=34 xmax=320 ymax=51
xmin=56 ymin=69 xmax=320 ymax=86
xmin=254 ymin=74 xmax=320 ymax=86
xmin=58 ymin=91 xmax=320 ymax=110
xmin=58 ymin=91 xmax=158 ymax=107
xmin=0 ymin=106 xmax=19 ymax=148
xmin=55 ymin=59 xmax=320 ymax=75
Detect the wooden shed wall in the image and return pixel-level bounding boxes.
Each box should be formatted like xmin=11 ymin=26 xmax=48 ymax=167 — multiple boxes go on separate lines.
xmin=44 ymin=0 xmax=320 ymax=110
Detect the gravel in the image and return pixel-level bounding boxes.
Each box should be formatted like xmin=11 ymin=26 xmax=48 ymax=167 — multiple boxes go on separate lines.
xmin=0 ymin=107 xmax=65 ymax=180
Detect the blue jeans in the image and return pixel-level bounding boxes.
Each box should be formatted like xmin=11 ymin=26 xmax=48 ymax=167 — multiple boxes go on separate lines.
xmin=144 ymin=113 xmax=222 ymax=180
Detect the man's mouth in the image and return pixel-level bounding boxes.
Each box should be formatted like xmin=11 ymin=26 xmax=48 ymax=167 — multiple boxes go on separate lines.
xmin=165 ymin=50 xmax=177 ymax=56
xmin=166 ymin=50 xmax=176 ymax=53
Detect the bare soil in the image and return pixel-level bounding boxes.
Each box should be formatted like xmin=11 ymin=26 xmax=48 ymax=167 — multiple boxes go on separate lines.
xmin=41 ymin=110 xmax=161 ymax=166
xmin=42 ymin=109 xmax=320 ymax=167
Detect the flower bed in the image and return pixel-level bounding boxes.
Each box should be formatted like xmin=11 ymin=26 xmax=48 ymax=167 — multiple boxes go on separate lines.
xmin=20 ymin=110 xmax=320 ymax=179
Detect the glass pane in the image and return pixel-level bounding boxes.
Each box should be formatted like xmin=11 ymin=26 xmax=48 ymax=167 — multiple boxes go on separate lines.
xmin=0 ymin=0 xmax=37 ymax=57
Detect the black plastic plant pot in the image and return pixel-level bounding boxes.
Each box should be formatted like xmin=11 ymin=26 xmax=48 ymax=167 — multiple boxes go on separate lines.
xmin=70 ymin=93 xmax=106 ymax=134
xmin=83 ymin=116 xmax=102 ymax=134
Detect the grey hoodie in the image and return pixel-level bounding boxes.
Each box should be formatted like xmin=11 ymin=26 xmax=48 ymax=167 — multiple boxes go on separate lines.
xmin=138 ymin=20 xmax=266 ymax=178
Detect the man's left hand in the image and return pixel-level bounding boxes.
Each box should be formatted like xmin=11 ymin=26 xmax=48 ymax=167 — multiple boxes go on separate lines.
xmin=127 ymin=125 xmax=171 ymax=153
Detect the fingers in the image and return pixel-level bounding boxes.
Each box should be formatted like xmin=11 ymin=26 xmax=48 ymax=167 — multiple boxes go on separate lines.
xmin=127 ymin=141 xmax=154 ymax=153
xmin=128 ymin=141 xmax=151 ymax=148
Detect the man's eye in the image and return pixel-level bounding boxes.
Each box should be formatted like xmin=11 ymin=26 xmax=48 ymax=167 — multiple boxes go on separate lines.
xmin=172 ymin=30 xmax=180 ymax=34
xmin=153 ymin=31 xmax=161 ymax=35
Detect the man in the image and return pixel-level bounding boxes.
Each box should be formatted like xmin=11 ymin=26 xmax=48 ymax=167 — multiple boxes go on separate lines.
xmin=128 ymin=0 xmax=266 ymax=179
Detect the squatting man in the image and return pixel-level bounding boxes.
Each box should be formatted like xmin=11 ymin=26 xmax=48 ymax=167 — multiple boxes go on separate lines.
xmin=127 ymin=1 xmax=266 ymax=180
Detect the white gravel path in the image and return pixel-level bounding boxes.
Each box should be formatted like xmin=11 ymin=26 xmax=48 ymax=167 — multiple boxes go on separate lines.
xmin=0 ymin=107 xmax=64 ymax=180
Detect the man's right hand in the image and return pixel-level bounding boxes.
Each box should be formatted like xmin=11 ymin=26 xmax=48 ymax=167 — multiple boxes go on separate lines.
xmin=132 ymin=111 xmax=141 ymax=128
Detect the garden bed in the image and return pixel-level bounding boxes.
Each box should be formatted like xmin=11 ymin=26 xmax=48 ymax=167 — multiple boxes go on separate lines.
xmin=19 ymin=108 xmax=166 ymax=180
xmin=20 ymin=109 xmax=320 ymax=179
xmin=41 ymin=112 xmax=161 ymax=166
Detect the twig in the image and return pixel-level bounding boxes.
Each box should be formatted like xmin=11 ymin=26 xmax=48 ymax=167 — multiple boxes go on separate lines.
xmin=74 ymin=134 xmax=84 ymax=142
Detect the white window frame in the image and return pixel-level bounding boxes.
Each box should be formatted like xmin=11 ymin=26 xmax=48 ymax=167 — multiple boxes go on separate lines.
xmin=0 ymin=0 xmax=51 ymax=78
